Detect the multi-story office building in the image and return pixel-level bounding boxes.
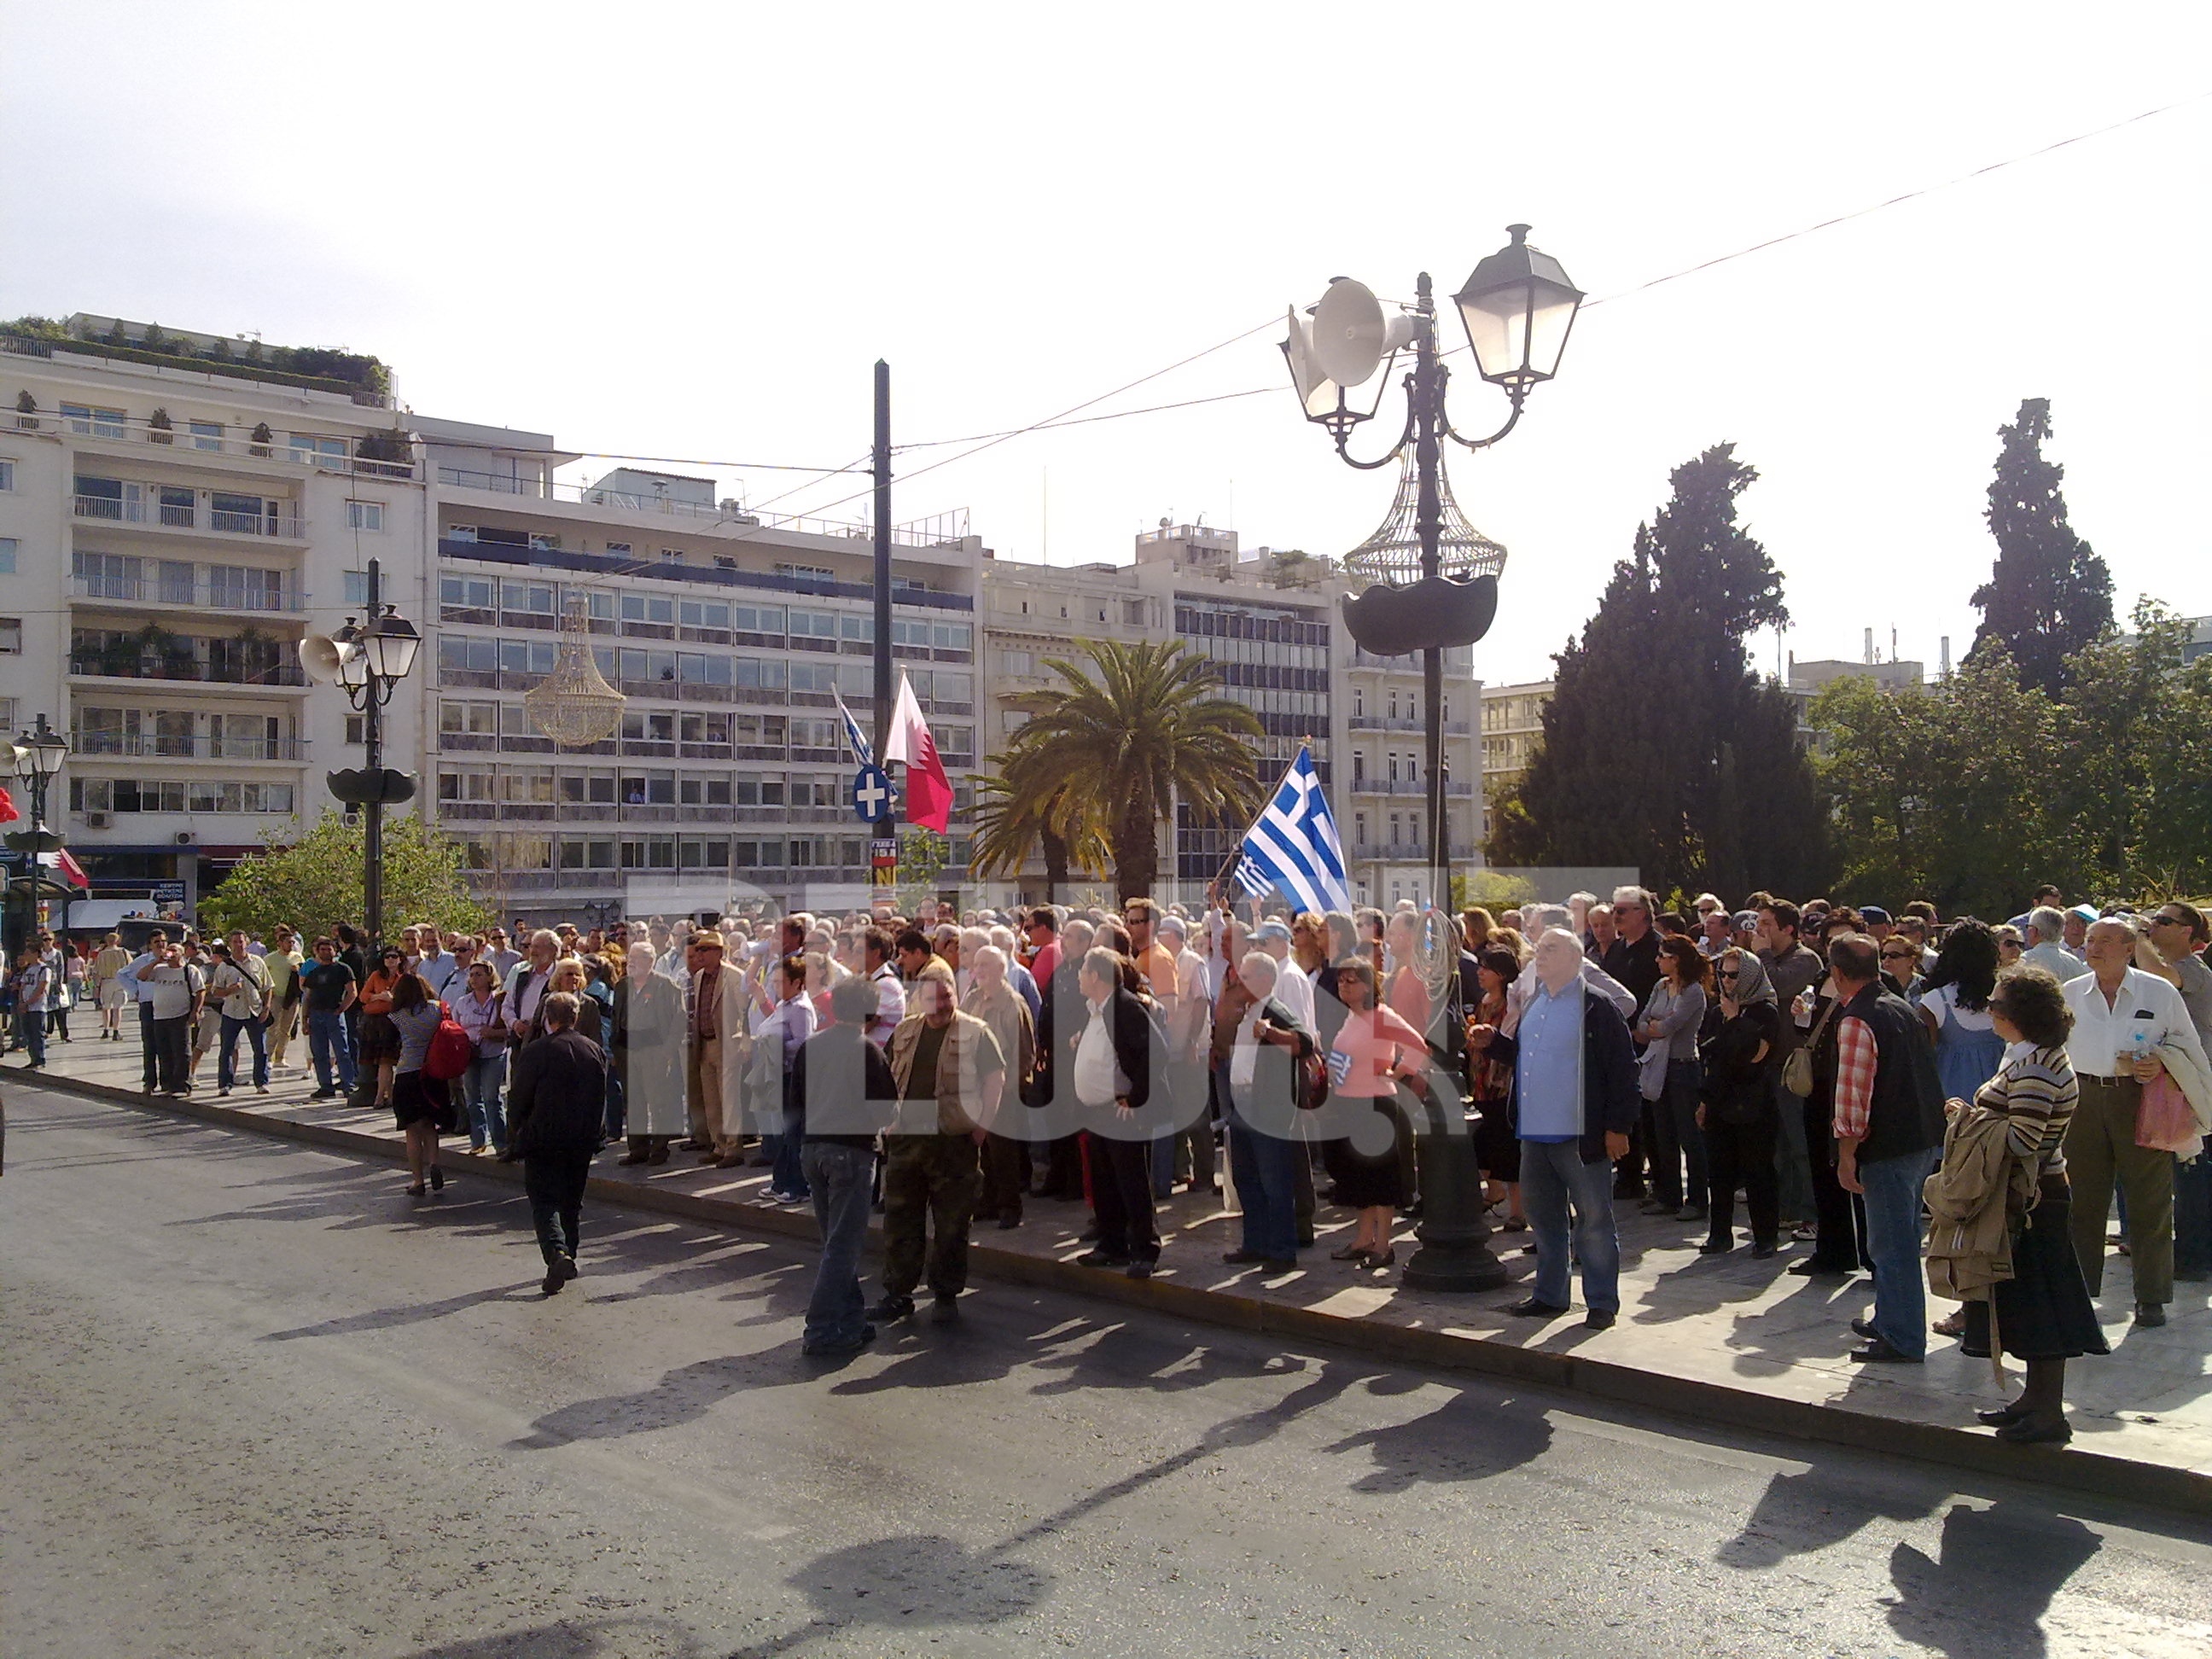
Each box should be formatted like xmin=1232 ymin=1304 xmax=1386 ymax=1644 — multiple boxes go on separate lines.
xmin=1 ymin=316 xmax=983 ymax=926
xmin=979 ymin=523 xmax=1481 ymax=910
xmin=1479 ymin=678 xmax=1553 ymax=846
xmin=1 ymin=317 xmax=429 ymax=917
xmin=418 ymin=422 xmax=984 ymax=923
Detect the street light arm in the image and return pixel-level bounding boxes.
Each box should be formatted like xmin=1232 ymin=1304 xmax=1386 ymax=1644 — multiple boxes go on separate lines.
xmin=1442 ymin=387 xmax=1528 ymax=451
xmin=1330 ymin=388 xmax=1417 ymax=472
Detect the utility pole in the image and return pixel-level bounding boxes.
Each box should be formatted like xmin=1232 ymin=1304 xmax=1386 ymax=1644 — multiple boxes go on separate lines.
xmin=363 ymin=557 xmax=386 ymax=947
xmin=872 ymin=362 xmax=898 ymax=896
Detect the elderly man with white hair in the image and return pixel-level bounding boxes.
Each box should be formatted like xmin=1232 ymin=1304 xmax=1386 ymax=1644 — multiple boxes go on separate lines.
xmin=1220 ymin=949 xmax=1314 ymax=1271
xmin=2023 ymin=905 xmax=2086 ymax=982
xmin=987 ymin=924 xmax=1042 ymax=1020
xmin=1476 ymin=928 xmax=1640 ymax=1329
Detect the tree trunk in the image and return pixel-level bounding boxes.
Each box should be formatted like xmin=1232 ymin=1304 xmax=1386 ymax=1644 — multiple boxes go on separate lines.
xmin=1114 ymin=797 xmax=1157 ymax=905
xmin=1039 ymin=824 xmax=1069 ymax=905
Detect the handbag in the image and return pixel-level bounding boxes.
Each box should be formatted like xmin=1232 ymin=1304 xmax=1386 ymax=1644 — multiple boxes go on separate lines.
xmin=1782 ymin=997 xmax=1839 ymax=1099
xmin=2136 ymin=1068 xmax=2198 ymax=1153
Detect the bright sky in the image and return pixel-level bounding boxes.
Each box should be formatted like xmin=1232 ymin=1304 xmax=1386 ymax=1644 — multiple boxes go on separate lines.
xmin=4 ymin=3 xmax=2206 ymax=685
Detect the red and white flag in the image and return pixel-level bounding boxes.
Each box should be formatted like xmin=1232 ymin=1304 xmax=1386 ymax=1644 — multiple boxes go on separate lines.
xmin=883 ymin=672 xmax=953 ymax=833
xmin=46 ymin=847 xmax=91 ymax=890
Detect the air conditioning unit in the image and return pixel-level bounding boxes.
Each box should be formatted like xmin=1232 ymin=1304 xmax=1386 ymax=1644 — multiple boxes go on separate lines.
xmin=84 ymin=811 xmax=112 ymax=830
xmin=174 ymin=830 xmax=196 ymax=846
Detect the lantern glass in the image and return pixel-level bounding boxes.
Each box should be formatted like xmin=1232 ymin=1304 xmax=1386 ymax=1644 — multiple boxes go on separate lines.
xmin=1452 ymin=224 xmax=1583 ymax=389
xmin=361 ymin=616 xmax=422 ymax=682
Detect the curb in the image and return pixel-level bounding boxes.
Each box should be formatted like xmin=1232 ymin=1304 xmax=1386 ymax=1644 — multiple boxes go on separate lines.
xmin=27 ymin=1068 xmax=2210 ymax=1516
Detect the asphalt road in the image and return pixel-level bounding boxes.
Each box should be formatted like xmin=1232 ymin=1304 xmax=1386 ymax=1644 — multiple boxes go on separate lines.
xmin=4 ymin=1080 xmax=2209 ymax=1659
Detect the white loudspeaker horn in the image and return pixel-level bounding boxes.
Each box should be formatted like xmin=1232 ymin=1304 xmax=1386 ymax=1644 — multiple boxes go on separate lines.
xmin=299 ymin=633 xmax=351 ymax=683
xmin=1311 ymin=278 xmax=1388 ymax=387
xmin=0 ymin=740 xmax=22 ymax=773
xmin=1284 ymin=305 xmax=1333 ymax=416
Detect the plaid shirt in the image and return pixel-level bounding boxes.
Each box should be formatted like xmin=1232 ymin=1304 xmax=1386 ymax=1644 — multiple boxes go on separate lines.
xmin=1831 ymin=1012 xmax=1878 ymax=1142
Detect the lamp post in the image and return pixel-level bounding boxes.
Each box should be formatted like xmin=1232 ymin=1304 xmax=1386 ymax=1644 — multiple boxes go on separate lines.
xmin=1284 ymin=224 xmax=1582 ymax=1292
xmin=3 ymin=713 xmax=71 ymax=961
xmin=319 ymin=558 xmax=421 ymax=949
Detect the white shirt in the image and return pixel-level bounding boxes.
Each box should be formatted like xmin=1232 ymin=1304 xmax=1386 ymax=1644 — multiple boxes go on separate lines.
xmin=2023 ymin=941 xmax=2087 ymax=981
xmin=1918 ymin=981 xmax=1996 ymax=1033
xmin=2064 ymin=967 xmax=2208 ymax=1081
xmin=868 ymin=963 xmax=905 ymax=1046
xmin=1274 ymin=957 xmax=1317 ymax=1033
xmin=1074 ymin=1000 xmax=1125 ymax=1106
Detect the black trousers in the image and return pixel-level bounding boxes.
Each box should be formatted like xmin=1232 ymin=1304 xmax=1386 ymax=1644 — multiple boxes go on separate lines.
xmin=1705 ymin=1111 xmax=1780 ymax=1244
xmin=1803 ymin=1093 xmax=1870 ymax=1270
xmin=975 ymin=1131 xmax=1028 ymax=1222
xmin=1086 ymin=1129 xmax=1160 ymax=1263
xmin=525 ymin=1151 xmax=593 ymax=1265
xmin=1040 ymin=1132 xmax=1085 ymax=1196
xmin=140 ymin=1001 xmax=158 ymax=1089
xmin=152 ymin=1016 xmax=190 ymax=1093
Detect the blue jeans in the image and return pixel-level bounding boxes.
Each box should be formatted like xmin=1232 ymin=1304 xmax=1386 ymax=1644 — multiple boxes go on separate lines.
xmin=307 ymin=1008 xmax=357 ymax=1092
xmin=801 ymin=1141 xmax=876 ymax=1350
xmin=463 ymin=1051 xmax=508 ymax=1152
xmin=15 ymin=1008 xmax=46 ymax=1066
xmin=602 ymin=1066 xmax=626 ymax=1143
xmin=1859 ymin=1144 xmax=1939 ymax=1358
xmin=1227 ymin=1108 xmax=1301 ymax=1261
xmin=772 ymin=1103 xmax=810 ymax=1198
xmin=218 ymin=1013 xmax=269 ymax=1091
xmin=2176 ymin=1150 xmax=2212 ymax=1278
xmin=1521 ymin=1138 xmax=1621 ymax=1313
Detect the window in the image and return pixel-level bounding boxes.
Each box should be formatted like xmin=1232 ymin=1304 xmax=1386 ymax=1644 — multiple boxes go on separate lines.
xmin=0 ymin=458 xmax=13 ymax=490
xmin=620 ymin=592 xmax=676 ymax=624
xmin=789 ymin=608 xmax=839 ymax=640
xmin=437 ymin=766 xmax=495 ymax=803
xmin=345 ymin=713 xmax=366 ymax=745
xmin=679 ymin=599 xmax=731 ymax=629
xmin=439 ymin=699 xmax=498 ymax=736
xmin=734 ymin=657 xmax=786 ymax=690
xmin=501 ymin=578 xmax=556 ymax=615
xmin=499 ymin=637 xmax=557 ymax=676
xmin=604 ymin=542 xmax=632 ymax=557
xmin=1122 ymin=600 xmax=1145 ymax=626
xmin=210 ymin=492 xmax=269 ymax=534
xmin=439 ymin=573 xmax=493 ymax=609
xmin=288 ymin=434 xmax=347 ymax=469
xmin=437 ymin=634 xmax=498 ymax=675
xmin=0 ymin=617 xmax=20 ymax=654
xmin=776 ymin=562 xmax=835 ymax=584
xmin=0 ymin=538 xmax=14 ymax=576
xmin=789 ymin=662 xmax=839 ymax=694
xmin=840 ymin=613 xmax=873 ymax=643
xmin=62 ymin=404 xmax=127 ymax=439
xmin=189 ymin=421 xmax=223 ymax=452
xmin=732 ymin=602 xmax=785 ymax=635
xmin=735 ymin=775 xmax=785 ymax=806
xmin=346 ymin=500 xmax=384 ymax=532
xmin=660 ymin=548 xmax=684 ymax=564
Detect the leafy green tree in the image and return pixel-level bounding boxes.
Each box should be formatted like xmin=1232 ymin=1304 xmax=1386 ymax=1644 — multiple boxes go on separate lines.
xmin=986 ymin=639 xmax=1263 ymax=902
xmin=2058 ymin=599 xmax=2209 ymax=895
xmin=968 ymin=746 xmax=1112 ymax=903
xmin=1967 ymin=398 xmax=2113 ymax=696
xmin=198 ymin=812 xmax=489 ymax=943
xmin=894 ymin=827 xmax=948 ymax=913
xmin=1493 ymin=444 xmax=1825 ymax=899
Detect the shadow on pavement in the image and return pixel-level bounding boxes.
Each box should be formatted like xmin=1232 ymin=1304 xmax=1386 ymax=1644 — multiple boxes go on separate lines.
xmin=1885 ymin=1499 xmax=2104 ymax=1659
xmin=393 ymin=1615 xmax=708 ymax=1658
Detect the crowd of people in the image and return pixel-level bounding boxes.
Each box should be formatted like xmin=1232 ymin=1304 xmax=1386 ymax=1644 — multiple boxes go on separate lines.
xmin=10 ymin=880 xmax=2208 ymax=1436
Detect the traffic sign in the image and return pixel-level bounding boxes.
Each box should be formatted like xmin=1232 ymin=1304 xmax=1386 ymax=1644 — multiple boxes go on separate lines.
xmin=869 ymin=837 xmax=899 ymax=868
xmin=851 ymin=765 xmax=895 ymax=824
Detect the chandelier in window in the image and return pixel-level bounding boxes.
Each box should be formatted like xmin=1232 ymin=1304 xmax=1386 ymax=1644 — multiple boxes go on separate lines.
xmin=525 ymin=601 xmax=625 ymax=748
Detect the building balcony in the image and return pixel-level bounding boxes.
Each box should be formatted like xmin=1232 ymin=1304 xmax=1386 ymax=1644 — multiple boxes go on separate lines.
xmin=69 ymin=574 xmax=311 ymax=620
xmin=68 ymin=655 xmax=310 ymax=692
xmin=70 ymin=734 xmax=308 ymax=762
xmin=1351 ymin=842 xmax=1481 ymax=864
xmin=1348 ymin=778 xmax=1475 ymax=798
xmin=73 ymin=492 xmax=305 ymax=541
xmin=33 ymin=402 xmax=414 ymax=477
xmin=1347 ymin=714 xmax=1471 ymax=736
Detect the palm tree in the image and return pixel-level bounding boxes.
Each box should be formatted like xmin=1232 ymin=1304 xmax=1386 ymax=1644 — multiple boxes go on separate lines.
xmin=967 ymin=752 xmax=1111 ymax=903
xmin=992 ymin=639 xmax=1264 ymax=902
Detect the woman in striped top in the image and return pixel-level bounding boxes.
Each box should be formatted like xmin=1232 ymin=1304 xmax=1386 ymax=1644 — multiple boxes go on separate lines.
xmin=1962 ymin=964 xmax=2110 ymax=1446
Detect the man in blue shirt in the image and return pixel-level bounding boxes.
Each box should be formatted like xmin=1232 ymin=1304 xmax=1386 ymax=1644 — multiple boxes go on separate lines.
xmin=1478 ymin=928 xmax=1640 ymax=1329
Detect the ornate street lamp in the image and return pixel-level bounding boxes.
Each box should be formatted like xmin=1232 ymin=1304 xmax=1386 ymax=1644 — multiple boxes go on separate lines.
xmin=300 ymin=557 xmax=418 ymax=947
xmin=3 ymin=713 xmax=71 ymax=958
xmin=1282 ymin=224 xmax=1583 ymax=1293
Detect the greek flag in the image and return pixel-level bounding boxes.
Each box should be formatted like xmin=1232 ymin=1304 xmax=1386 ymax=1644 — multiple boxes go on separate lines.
xmin=1232 ymin=745 xmax=1350 ymax=915
xmin=833 ymin=690 xmax=875 ymax=768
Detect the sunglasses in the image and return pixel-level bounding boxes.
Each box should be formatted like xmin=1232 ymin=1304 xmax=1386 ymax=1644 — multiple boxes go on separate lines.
xmin=1716 ymin=969 xmax=1740 ymax=981
xmin=1882 ymin=949 xmax=1916 ymax=960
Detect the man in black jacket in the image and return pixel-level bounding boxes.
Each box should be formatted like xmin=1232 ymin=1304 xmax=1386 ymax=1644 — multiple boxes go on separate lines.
xmin=794 ymin=978 xmax=899 ymax=1355
xmin=506 ymin=992 xmax=608 ymax=1296
xmin=1479 ymin=929 xmax=1640 ymax=1329
xmin=1070 ymin=947 xmax=1165 ymax=1278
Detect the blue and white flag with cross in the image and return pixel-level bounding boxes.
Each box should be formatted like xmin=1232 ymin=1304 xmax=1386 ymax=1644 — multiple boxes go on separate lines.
xmin=1232 ymin=744 xmax=1350 ymax=916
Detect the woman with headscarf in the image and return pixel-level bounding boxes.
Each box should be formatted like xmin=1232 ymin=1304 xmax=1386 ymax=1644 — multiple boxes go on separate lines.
xmin=1696 ymin=946 xmax=1785 ymax=1258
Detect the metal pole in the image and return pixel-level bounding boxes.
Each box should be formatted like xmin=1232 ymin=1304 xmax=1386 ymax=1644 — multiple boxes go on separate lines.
xmin=1401 ymin=272 xmax=1506 ymax=1295
xmin=364 ymin=556 xmax=385 ymax=951
xmin=872 ymin=362 xmax=898 ymax=894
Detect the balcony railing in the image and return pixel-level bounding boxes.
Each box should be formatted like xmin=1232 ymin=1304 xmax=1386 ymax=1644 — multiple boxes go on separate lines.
xmin=73 ymin=493 xmax=304 ymax=538
xmin=68 ymin=654 xmax=309 ymax=688
xmin=1348 ymin=715 xmax=1472 ymax=736
xmin=435 ymin=467 xmax=965 ymax=548
xmin=71 ymin=575 xmax=308 ymax=614
xmin=1348 ymin=778 xmax=1475 ymax=798
xmin=70 ymin=733 xmax=308 ymax=760
xmin=1353 ymin=842 xmax=1482 ymax=863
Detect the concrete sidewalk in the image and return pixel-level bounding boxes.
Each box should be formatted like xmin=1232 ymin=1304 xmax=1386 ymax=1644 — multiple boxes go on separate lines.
xmin=12 ymin=1032 xmax=2209 ymax=1511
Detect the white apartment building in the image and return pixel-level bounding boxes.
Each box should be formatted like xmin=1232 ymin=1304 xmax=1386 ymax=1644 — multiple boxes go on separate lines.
xmin=0 ymin=316 xmax=983 ymax=926
xmin=1479 ymin=678 xmax=1552 ymax=845
xmin=980 ymin=523 xmax=1482 ymax=911
xmin=1 ymin=319 xmax=429 ymax=917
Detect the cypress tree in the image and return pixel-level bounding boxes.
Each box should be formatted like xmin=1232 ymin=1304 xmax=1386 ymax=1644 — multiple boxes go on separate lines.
xmin=1967 ymin=398 xmax=2113 ymax=696
xmin=1493 ymin=444 xmax=1825 ymax=899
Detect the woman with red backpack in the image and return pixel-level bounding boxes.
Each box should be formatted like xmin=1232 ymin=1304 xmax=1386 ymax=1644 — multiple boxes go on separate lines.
xmin=387 ymin=973 xmax=461 ymax=1196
